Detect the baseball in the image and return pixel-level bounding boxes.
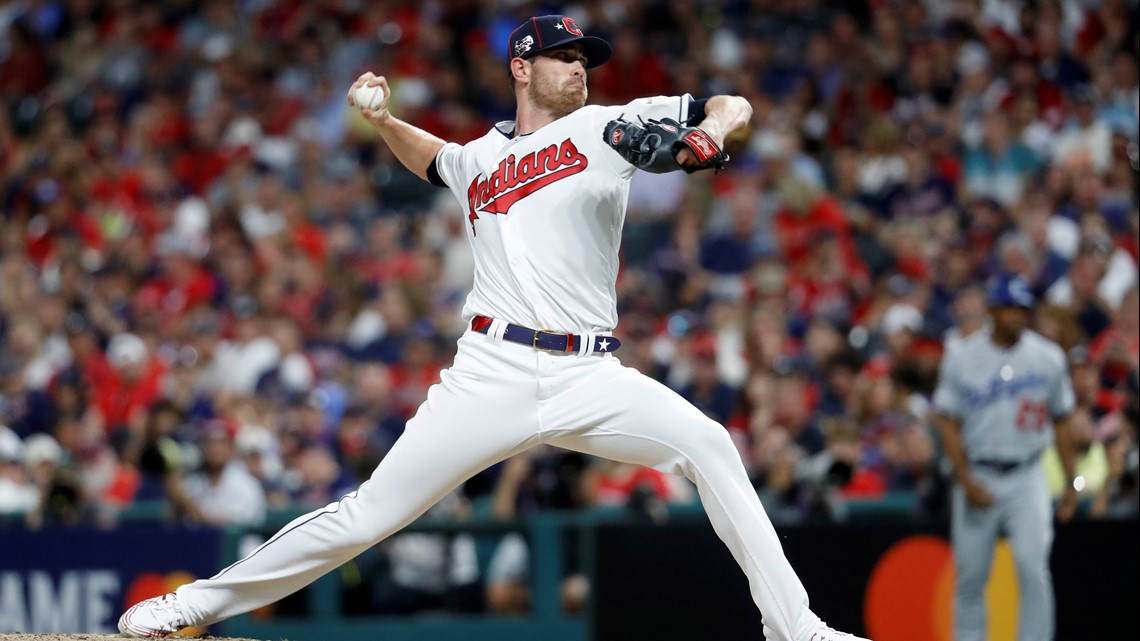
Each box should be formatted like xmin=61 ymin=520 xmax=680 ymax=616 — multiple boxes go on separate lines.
xmin=353 ymin=83 xmax=387 ymax=112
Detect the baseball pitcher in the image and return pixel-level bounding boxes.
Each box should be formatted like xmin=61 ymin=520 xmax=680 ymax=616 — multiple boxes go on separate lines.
xmin=119 ymin=15 xmax=867 ymax=641
xmin=933 ymin=274 xmax=1079 ymax=641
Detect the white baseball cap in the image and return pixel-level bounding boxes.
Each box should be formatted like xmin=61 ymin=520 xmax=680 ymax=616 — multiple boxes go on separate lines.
xmin=881 ymin=303 xmax=923 ymax=336
xmin=107 ymin=333 xmax=148 ymax=368
xmin=0 ymin=425 xmax=24 ymax=462
xmin=23 ymin=434 xmax=63 ymax=467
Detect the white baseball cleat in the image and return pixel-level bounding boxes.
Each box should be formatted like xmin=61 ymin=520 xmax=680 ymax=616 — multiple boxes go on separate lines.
xmin=118 ymin=592 xmax=188 ymax=637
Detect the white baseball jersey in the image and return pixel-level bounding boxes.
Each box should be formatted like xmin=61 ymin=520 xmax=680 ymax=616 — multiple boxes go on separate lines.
xmin=933 ymin=329 xmax=1075 ymax=461
xmin=141 ymin=90 xmax=859 ymax=641
xmin=433 ymin=95 xmax=696 ymax=334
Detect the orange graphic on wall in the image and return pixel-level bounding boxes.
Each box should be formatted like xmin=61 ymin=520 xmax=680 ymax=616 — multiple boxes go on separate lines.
xmin=864 ymin=535 xmax=1020 ymax=641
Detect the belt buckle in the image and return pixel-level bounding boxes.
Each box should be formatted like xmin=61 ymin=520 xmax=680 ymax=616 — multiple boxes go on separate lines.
xmin=533 ymin=329 xmax=559 ymax=352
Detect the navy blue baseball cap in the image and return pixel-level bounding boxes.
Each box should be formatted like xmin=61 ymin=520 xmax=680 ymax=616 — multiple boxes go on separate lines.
xmin=985 ymin=274 xmax=1035 ymax=309
xmin=508 ymin=16 xmax=612 ymax=69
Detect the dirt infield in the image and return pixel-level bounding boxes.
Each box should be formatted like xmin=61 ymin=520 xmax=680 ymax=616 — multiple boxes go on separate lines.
xmin=0 ymin=636 xmax=264 ymax=641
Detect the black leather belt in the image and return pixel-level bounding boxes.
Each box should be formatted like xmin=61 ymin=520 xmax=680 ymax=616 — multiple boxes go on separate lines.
xmin=471 ymin=315 xmax=621 ymax=354
xmin=971 ymin=451 xmax=1042 ymax=474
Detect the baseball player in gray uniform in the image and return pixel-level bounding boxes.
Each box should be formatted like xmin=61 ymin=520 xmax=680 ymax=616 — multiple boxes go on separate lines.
xmin=933 ymin=274 xmax=1079 ymax=641
xmin=119 ymin=16 xmax=868 ymax=641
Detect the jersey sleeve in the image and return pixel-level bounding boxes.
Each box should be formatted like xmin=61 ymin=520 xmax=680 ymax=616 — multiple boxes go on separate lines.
xmin=433 ymin=142 xmax=466 ymax=191
xmin=932 ymin=348 xmax=965 ymax=419
xmin=618 ymin=94 xmax=695 ymax=123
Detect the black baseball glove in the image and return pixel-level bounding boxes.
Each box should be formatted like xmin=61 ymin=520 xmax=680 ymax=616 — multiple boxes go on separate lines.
xmin=603 ymin=116 xmax=730 ymax=174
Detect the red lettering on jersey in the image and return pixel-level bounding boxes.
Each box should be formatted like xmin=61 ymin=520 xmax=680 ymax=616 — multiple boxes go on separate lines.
xmin=541 ymin=145 xmax=560 ymax=172
xmin=466 ymin=138 xmax=588 ymax=233
xmin=517 ymin=153 xmax=537 ymax=182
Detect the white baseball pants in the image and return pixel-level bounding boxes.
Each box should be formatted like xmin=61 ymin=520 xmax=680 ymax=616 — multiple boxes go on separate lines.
xmin=951 ymin=462 xmax=1054 ymax=641
xmin=175 ymin=329 xmax=825 ymax=640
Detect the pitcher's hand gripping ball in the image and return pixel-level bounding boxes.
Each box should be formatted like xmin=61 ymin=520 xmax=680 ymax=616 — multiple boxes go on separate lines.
xmin=603 ymin=116 xmax=729 ymax=174
xmin=353 ymin=83 xmax=388 ymax=112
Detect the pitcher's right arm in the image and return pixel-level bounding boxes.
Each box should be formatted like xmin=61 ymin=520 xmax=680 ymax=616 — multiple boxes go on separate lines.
xmin=348 ymin=73 xmax=446 ymax=182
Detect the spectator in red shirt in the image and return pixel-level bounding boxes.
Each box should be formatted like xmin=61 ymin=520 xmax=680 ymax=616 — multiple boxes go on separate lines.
xmin=590 ymin=28 xmax=672 ymax=105
xmin=0 ymin=22 xmax=51 ymax=100
xmin=591 ymin=460 xmax=681 ymax=509
xmin=774 ymin=176 xmax=867 ymax=283
xmin=1090 ymin=286 xmax=1140 ymax=387
xmin=90 ymin=333 xmax=165 ymax=435
xmin=786 ymin=230 xmax=868 ymax=328
xmin=23 ymin=181 xmax=104 ymax=268
xmin=173 ymin=116 xmax=231 ymax=195
xmin=135 ymin=233 xmax=216 ymax=324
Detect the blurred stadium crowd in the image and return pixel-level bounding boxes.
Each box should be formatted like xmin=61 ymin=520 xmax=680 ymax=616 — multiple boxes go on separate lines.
xmin=1 ymin=0 xmax=1138 ymax=562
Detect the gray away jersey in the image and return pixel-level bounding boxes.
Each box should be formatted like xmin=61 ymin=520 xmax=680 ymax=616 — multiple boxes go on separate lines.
xmin=933 ymin=329 xmax=1075 ymax=461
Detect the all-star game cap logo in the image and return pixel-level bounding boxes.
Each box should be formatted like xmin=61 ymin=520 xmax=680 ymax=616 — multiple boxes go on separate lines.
xmin=507 ymin=15 xmax=613 ymax=69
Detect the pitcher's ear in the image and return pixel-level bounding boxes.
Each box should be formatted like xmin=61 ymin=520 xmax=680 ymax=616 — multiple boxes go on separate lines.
xmin=510 ymin=57 xmax=530 ymax=85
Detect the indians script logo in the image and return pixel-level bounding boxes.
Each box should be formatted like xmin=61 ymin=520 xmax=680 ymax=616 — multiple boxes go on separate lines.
xmin=466 ymin=138 xmax=588 ymax=233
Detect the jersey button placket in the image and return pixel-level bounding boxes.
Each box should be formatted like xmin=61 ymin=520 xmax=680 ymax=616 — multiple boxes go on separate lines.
xmin=502 ymin=219 xmax=519 ymax=267
xmin=508 ymin=222 xmax=547 ymax=326
xmin=502 ymin=218 xmax=539 ymax=294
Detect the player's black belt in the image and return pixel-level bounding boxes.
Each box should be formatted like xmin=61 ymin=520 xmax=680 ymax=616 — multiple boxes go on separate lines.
xmin=471 ymin=315 xmax=621 ymax=354
xmin=971 ymin=451 xmax=1043 ymax=474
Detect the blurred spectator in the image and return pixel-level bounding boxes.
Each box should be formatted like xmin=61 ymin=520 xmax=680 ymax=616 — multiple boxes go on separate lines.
xmin=591 ymin=28 xmax=671 ymax=104
xmin=1043 ymin=405 xmax=1108 ymax=502
xmin=91 ymin=332 xmax=165 ymax=435
xmin=963 ymin=111 xmax=1042 ymax=207
xmin=233 ymin=422 xmax=288 ymax=510
xmin=1090 ymin=396 xmax=1139 ymax=519
xmin=944 ymin=286 xmax=989 ymax=350
xmin=485 ymin=447 xmax=598 ymax=616
xmin=752 ymin=426 xmax=812 ymax=523
xmin=204 ymin=297 xmax=280 ymax=396
xmin=75 ymin=437 xmax=140 ymax=520
xmin=182 ymin=422 xmax=266 ymax=527
xmin=1088 ymin=286 xmax=1140 ymax=389
xmin=0 ymin=424 xmax=39 ymax=513
xmin=23 ymin=432 xmax=63 ymax=496
xmin=131 ymin=400 xmax=200 ymax=519
xmin=1051 ymin=84 xmax=1112 ymax=173
xmin=369 ymin=489 xmax=482 ymax=615
xmin=678 ymin=335 xmax=739 ymax=425
xmin=1068 ymin=347 xmax=1119 ymax=419
xmin=766 ymin=369 xmax=825 ymax=455
xmin=879 ymin=303 xmax=924 ymax=357
xmin=1045 ymin=222 xmax=1138 ymax=312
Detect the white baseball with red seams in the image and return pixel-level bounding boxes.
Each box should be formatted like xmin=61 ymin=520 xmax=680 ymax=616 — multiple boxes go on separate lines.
xmin=352 ymin=83 xmax=387 ymax=112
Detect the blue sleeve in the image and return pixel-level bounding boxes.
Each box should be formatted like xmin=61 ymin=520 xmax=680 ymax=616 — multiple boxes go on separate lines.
xmin=686 ymin=98 xmax=709 ymax=126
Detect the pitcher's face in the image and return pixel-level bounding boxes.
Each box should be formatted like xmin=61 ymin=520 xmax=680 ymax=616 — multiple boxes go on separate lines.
xmin=527 ymin=45 xmax=588 ymax=117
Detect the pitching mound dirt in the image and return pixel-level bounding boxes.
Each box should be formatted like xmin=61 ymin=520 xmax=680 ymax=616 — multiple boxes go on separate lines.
xmin=0 ymin=636 xmax=263 ymax=641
